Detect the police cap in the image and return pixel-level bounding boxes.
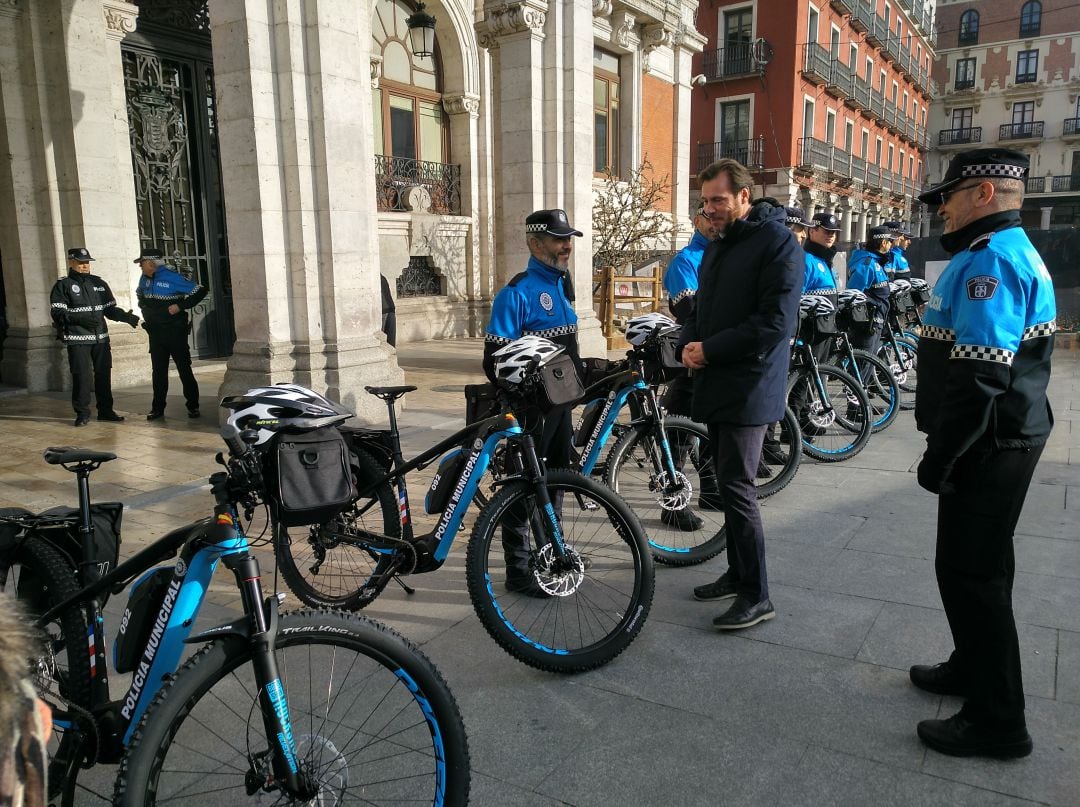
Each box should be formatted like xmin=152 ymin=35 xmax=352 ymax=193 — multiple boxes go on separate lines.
xmin=525 ymin=209 xmax=583 ymax=238
xmin=918 ymin=148 xmax=1029 ymax=205
xmin=67 ymin=247 xmax=94 ymax=262
xmin=868 ymin=225 xmax=894 ymax=243
xmin=133 ymin=247 xmax=165 ymax=263
xmin=812 ymin=212 xmax=842 ymax=232
xmin=784 ymin=206 xmax=810 ymax=228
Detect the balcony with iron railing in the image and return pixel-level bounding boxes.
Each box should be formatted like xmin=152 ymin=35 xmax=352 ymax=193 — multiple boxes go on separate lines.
xmin=827 ymin=59 xmax=851 ymax=97
xmin=849 ymin=0 xmax=874 ymax=32
xmin=696 ymin=138 xmax=765 ymax=172
xmin=865 ymin=163 xmax=882 ymax=188
xmin=954 ymin=77 xmax=976 ymax=91
xmin=830 ymin=0 xmax=854 ymax=15
xmin=1063 ymin=118 xmax=1080 ymax=140
xmin=999 ymin=121 xmax=1044 ymax=141
xmin=801 ymin=43 xmax=833 ymax=85
xmin=700 ymin=44 xmax=759 ymax=81
xmin=846 ymin=75 xmax=871 ymax=109
xmin=797 ymin=137 xmax=833 ymax=171
xmin=1052 ymin=175 xmax=1080 ymax=193
xmin=1019 ymin=21 xmax=1041 ymax=38
xmin=374 ymin=155 xmax=462 ymax=214
xmin=938 ymin=127 xmax=982 ymax=147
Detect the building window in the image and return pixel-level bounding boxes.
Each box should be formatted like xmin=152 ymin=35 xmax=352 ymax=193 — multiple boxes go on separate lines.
xmin=372 ymin=0 xmax=458 ymax=215
xmin=1013 ymin=100 xmax=1035 ymax=126
xmin=875 ymin=137 xmax=883 ymax=165
xmin=1020 ymin=1 xmax=1041 ymax=37
xmin=807 ymin=5 xmax=819 ymax=43
xmin=803 ymin=99 xmax=815 ymax=140
xmin=850 ymin=43 xmax=858 ymax=69
xmin=1016 ymin=49 xmax=1039 ymax=84
xmin=845 ymin=120 xmax=854 ymax=150
xmin=958 ymin=10 xmax=979 ymax=46
xmin=951 ymin=107 xmax=973 ymax=131
xmin=718 ymin=99 xmax=751 ymax=160
xmin=825 ymin=109 xmax=836 ymax=144
xmin=723 ymin=8 xmax=754 ymax=74
xmin=831 ymin=26 xmax=841 ymax=57
xmin=594 ymin=48 xmax=620 ymax=175
xmin=955 ymin=57 xmax=976 ymax=91
xmin=887 ymin=143 xmax=894 ymax=172
xmin=865 ymin=57 xmax=873 ymax=82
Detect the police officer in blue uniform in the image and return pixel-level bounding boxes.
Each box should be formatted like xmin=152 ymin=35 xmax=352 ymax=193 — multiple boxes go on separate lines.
xmin=883 ymin=220 xmax=912 ymax=279
xmin=803 ymin=212 xmax=840 ymax=297
xmin=783 ymin=206 xmax=813 ymax=246
xmin=911 ymin=148 xmax=1056 ymax=759
xmin=846 ymin=225 xmax=894 ymax=359
xmin=49 ymin=247 xmax=140 ymax=426
xmin=484 ymin=209 xmax=581 ymax=596
xmin=135 ymin=248 xmax=208 ymax=420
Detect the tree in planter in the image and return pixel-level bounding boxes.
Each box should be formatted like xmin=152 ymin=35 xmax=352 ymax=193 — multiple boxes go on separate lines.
xmin=592 ymin=160 xmax=676 ymax=272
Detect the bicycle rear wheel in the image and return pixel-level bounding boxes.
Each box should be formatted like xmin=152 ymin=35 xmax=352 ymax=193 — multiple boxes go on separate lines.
xmin=787 ymin=364 xmax=872 ymax=462
xmin=604 ymin=417 xmax=727 ymax=566
xmin=275 ymin=448 xmax=400 ymax=610
xmin=757 ymin=407 xmax=802 ymax=498
xmin=0 ymin=534 xmax=92 ymax=799
xmin=465 ymin=469 xmax=653 ymax=672
xmin=879 ymin=337 xmax=918 ymax=410
xmin=114 ymin=610 xmax=470 ymax=807
xmin=837 ymin=349 xmax=900 ymax=433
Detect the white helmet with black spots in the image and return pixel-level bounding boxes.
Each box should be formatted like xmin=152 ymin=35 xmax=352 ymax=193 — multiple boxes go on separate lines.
xmin=909 ymin=277 xmax=930 ymax=291
xmin=798 ymin=294 xmax=836 ymax=317
xmin=624 ymin=312 xmax=679 ymax=347
xmin=220 ymin=383 xmax=353 ymax=446
xmin=491 ymin=336 xmax=565 ymax=386
xmin=837 ymin=289 xmax=869 ymax=309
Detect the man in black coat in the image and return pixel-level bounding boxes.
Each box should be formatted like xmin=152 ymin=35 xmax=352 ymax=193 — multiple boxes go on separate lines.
xmin=679 ymin=159 xmax=803 ymax=629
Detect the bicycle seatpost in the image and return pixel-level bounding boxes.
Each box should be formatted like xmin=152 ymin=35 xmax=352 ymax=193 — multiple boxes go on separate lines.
xmin=75 ymin=465 xmax=99 ymax=588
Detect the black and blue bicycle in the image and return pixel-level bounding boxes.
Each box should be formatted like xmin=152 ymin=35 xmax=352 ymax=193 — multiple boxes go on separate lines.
xmin=0 ymin=436 xmax=469 ymax=806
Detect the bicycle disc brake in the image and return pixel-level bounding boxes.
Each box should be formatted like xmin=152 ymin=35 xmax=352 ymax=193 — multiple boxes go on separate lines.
xmin=651 ymin=469 xmax=692 ymax=511
xmin=808 ymin=401 xmax=835 ymax=429
xmin=533 ymin=544 xmax=585 ymax=597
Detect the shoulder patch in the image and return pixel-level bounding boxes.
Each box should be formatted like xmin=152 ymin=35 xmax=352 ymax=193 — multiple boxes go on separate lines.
xmin=969 ymin=232 xmax=993 ymax=252
xmin=539 ymin=291 xmax=554 ymax=312
xmin=506 ymin=271 xmax=529 ymax=287
xmin=966 ymin=275 xmax=999 ymax=301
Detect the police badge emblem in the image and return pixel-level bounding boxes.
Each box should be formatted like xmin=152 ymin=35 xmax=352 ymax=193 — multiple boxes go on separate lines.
xmin=539 ymin=292 xmax=554 ymax=312
xmin=71 ymin=284 xmax=81 ymax=295
xmin=966 ymin=275 xmax=999 ymax=301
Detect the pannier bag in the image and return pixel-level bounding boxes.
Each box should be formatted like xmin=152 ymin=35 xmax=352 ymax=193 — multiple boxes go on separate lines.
xmin=798 ymin=312 xmax=839 ymax=344
xmin=533 ymin=352 xmax=584 ymax=411
xmin=33 ymin=503 xmax=123 ymax=604
xmin=114 ymin=566 xmax=174 ymax=674
xmin=426 ymin=447 xmax=470 ymax=514
xmin=574 ymin=399 xmax=605 ymax=447
xmin=270 ymin=427 xmax=355 ymax=527
xmin=464 ymin=383 xmax=501 ymax=425
xmin=911 ymin=285 xmax=932 ymax=305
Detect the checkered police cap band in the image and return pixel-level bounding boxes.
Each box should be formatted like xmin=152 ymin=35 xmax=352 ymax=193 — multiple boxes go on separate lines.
xmin=961 ymin=163 xmax=1026 ymax=180
xmin=870 ymin=231 xmax=892 ymax=241
xmin=785 ymin=215 xmax=804 ymax=225
xmin=525 ymin=223 xmax=549 ymax=233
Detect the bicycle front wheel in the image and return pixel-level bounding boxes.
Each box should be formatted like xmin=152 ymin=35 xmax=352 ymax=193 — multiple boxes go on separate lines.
xmin=465 ymin=469 xmax=654 ymax=672
xmin=787 ymin=364 xmax=872 ymax=462
xmin=879 ymin=337 xmax=919 ymax=410
xmin=114 ymin=609 xmax=470 ymax=807
xmin=604 ymin=417 xmax=727 ymax=566
xmin=838 ymin=349 xmax=900 ymax=433
xmin=275 ymin=447 xmax=401 ymax=610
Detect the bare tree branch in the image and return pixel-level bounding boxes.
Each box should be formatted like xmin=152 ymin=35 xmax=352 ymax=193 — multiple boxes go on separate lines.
xmin=591 ymin=160 xmax=675 ymax=271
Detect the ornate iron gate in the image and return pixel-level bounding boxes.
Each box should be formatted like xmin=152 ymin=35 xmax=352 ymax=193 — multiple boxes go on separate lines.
xmin=121 ymin=3 xmax=232 ymax=358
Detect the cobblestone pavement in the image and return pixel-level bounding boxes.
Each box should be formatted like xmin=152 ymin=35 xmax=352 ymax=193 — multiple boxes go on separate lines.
xmin=1 ymin=339 xmax=1078 ymax=805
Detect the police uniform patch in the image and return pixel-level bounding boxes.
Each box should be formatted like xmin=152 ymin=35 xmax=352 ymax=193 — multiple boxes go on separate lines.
xmin=539 ymin=292 xmax=554 ymax=312
xmin=967 ymin=275 xmax=998 ymax=300
xmin=71 ymin=284 xmax=81 ymax=295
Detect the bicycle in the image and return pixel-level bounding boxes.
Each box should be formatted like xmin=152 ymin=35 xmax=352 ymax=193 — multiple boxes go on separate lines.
xmin=0 ymin=440 xmax=470 ymax=806
xmin=877 ymin=285 xmax=920 ymax=410
xmin=269 ymin=365 xmax=655 ymax=673
xmin=788 ymin=298 xmax=873 ymax=462
xmin=827 ymin=291 xmax=901 ymax=434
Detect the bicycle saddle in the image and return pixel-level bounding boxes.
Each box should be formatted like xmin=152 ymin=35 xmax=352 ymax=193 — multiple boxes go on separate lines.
xmin=42 ymin=446 xmax=118 ymax=466
xmin=364 ymin=385 xmax=418 ymax=402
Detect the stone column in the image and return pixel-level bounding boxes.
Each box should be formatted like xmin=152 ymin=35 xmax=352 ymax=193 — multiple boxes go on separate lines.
xmin=443 ymin=92 xmax=485 ymax=334
xmin=1040 ymin=206 xmax=1053 ymax=230
xmin=211 ymin=0 xmax=401 ymax=419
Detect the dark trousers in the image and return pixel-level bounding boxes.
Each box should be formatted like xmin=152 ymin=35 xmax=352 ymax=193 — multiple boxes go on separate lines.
xmin=67 ymin=343 xmax=113 ymax=417
xmin=935 ymin=441 xmax=1043 ymax=729
xmin=708 ymin=423 xmax=769 ymax=603
xmin=502 ymin=409 xmax=573 ymax=575
xmin=147 ymin=326 xmax=199 ymax=412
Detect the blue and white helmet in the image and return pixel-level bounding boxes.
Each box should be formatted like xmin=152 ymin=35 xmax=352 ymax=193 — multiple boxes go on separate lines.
xmin=799 ymin=294 xmax=835 ymax=317
xmin=624 ymin=313 xmax=679 ymax=346
xmin=491 ymin=336 xmax=564 ymax=385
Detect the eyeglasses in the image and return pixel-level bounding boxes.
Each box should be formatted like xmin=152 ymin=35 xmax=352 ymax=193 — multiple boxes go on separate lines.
xmin=939 ymin=182 xmax=984 ymax=205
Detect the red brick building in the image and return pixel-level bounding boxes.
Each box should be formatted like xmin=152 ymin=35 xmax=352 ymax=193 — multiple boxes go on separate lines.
xmin=689 ymin=0 xmax=937 ymax=243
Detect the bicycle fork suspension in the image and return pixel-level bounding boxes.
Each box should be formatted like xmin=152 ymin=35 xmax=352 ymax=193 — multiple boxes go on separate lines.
xmin=222 ymin=551 xmax=313 ymax=800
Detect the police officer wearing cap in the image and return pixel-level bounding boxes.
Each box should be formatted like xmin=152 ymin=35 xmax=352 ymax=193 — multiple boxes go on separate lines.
xmin=783 ymin=206 xmax=814 ymax=246
xmin=846 ymin=225 xmax=894 ymax=359
xmin=483 ymin=209 xmax=582 ymax=596
xmin=49 ymin=247 xmax=140 ymax=426
xmin=135 ymin=247 xmax=208 ymax=420
xmin=804 ymin=212 xmax=840 ymax=297
xmin=910 ymin=148 xmax=1056 ymax=759
xmin=883 ymin=220 xmax=912 ymax=279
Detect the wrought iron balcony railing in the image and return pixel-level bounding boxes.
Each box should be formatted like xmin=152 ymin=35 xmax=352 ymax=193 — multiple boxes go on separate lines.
xmin=999 ymin=121 xmax=1044 ymax=140
xmin=938 ymin=127 xmax=982 ymax=146
xmin=954 ymin=78 xmax=976 ymax=91
xmin=374 ymin=155 xmax=462 ymax=215
xmin=1064 ymin=118 xmax=1080 ymax=137
xmin=700 ymin=44 xmax=760 ymax=80
xmin=1015 ymin=71 xmax=1038 ymax=85
xmin=696 ymin=138 xmax=765 ymax=172
xmin=1051 ymin=174 xmax=1080 ymax=193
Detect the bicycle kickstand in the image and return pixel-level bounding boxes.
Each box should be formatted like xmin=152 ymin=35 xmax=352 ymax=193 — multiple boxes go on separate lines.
xmin=393 ymin=575 xmax=416 ymax=595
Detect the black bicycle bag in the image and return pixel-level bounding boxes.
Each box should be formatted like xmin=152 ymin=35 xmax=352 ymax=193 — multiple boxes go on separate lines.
xmin=425 ymin=447 xmax=471 ymax=514
xmin=574 ymin=398 xmax=605 ymax=448
xmin=534 ymin=353 xmax=584 ymax=411
xmin=114 ymin=566 xmax=175 ymax=674
xmin=269 ymin=427 xmax=355 ymax=527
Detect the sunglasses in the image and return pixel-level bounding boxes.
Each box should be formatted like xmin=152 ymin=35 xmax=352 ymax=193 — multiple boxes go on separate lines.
xmin=939 ymin=182 xmax=984 ymax=204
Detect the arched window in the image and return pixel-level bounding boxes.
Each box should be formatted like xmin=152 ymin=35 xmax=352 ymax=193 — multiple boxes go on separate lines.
xmin=958 ymin=10 xmax=979 ymax=45
xmin=372 ymin=0 xmax=458 ymax=214
xmin=1020 ymin=1 xmax=1042 ymax=37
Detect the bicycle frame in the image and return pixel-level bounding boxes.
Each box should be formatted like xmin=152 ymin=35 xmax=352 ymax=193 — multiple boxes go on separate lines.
xmin=575 ymin=369 xmax=658 ymax=476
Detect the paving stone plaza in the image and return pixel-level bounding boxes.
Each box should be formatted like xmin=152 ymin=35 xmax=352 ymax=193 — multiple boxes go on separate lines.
xmin=0 ymin=338 xmax=1077 ymax=805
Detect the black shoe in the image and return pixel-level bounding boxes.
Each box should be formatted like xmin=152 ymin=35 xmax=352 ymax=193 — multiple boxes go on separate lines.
xmin=504 ymin=574 xmax=551 ymax=599
xmin=661 ymin=507 xmax=704 ymax=531
xmin=146 ymin=411 xmax=165 ymax=421
xmin=909 ymin=662 xmax=968 ymax=696
xmin=756 ymin=461 xmax=773 ymax=480
xmin=917 ymin=713 xmax=1033 ymax=759
xmin=698 ymin=494 xmax=723 ymax=512
xmin=693 ymin=574 xmax=737 ymax=602
xmin=762 ymin=444 xmax=787 ymax=466
xmin=74 ymin=415 xmax=90 ymax=427
xmin=97 ymin=412 xmax=125 ymax=422
xmin=187 ymin=408 xmax=201 ymax=419
xmin=712 ymin=597 xmax=775 ymax=630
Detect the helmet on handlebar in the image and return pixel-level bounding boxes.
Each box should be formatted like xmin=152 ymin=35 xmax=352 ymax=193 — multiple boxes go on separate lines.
xmin=220 ymin=383 xmax=353 ymax=446
xmin=798 ymin=294 xmax=835 ymax=317
xmin=836 ymin=289 xmax=869 ymax=309
xmin=909 ymin=277 xmax=929 ymax=290
xmin=624 ymin=313 xmax=679 ymax=346
xmin=491 ymin=336 xmax=565 ymax=386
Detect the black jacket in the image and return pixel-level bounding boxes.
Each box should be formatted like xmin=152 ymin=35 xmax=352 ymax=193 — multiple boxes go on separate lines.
xmin=678 ymin=203 xmax=803 ymax=425
xmin=50 ymin=270 xmax=138 ymax=345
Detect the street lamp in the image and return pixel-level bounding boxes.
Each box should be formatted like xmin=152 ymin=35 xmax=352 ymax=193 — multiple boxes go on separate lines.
xmin=406 ymin=2 xmax=436 ymax=58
